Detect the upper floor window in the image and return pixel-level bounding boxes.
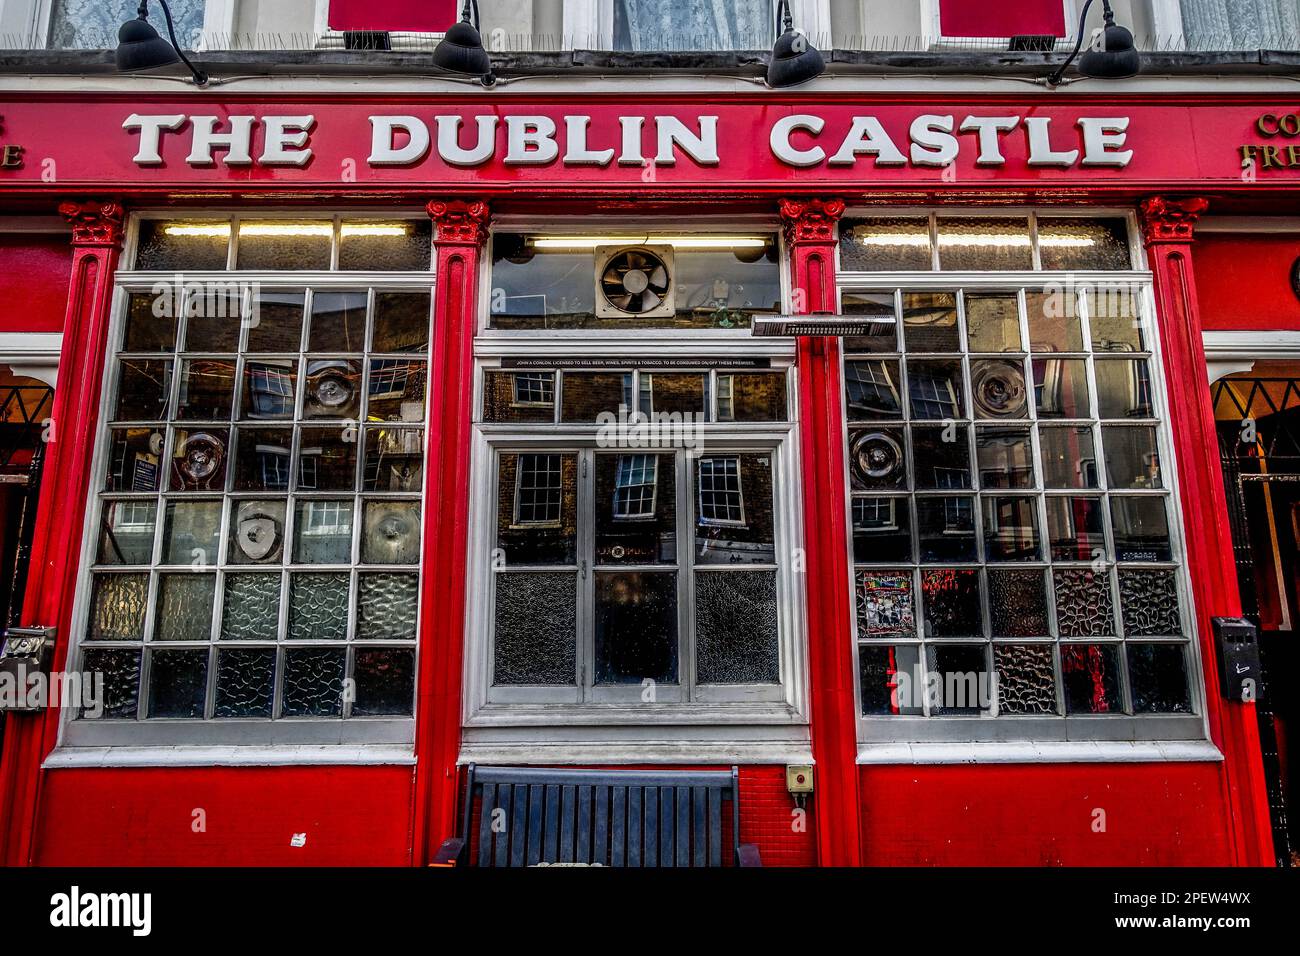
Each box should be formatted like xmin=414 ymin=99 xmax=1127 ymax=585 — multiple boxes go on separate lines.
xmin=929 ymin=0 xmax=1069 ymax=47
xmin=611 ymin=0 xmax=774 ymax=51
xmin=1178 ymin=0 xmax=1300 ymax=50
xmin=46 ymin=0 xmax=206 ymax=50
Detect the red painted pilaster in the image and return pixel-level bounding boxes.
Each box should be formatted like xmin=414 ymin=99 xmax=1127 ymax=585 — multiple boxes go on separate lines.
xmin=779 ymin=198 xmax=861 ymax=867
xmin=0 ymin=199 xmax=123 ymax=866
xmin=1139 ymin=196 xmax=1275 ymax=867
xmin=412 ymin=198 xmax=491 ymax=865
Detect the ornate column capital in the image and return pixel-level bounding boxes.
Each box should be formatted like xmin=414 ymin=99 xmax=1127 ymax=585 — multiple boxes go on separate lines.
xmin=57 ymin=199 xmax=125 ymax=247
xmin=1139 ymin=196 xmax=1210 ymax=245
xmin=426 ymin=199 xmax=491 ymax=245
xmin=779 ymin=197 xmax=846 ymax=244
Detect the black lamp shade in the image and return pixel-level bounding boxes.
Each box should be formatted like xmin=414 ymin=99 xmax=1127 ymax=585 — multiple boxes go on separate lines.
xmin=432 ymin=18 xmax=492 ymax=76
xmin=1078 ymin=23 xmax=1140 ymax=79
xmin=767 ymin=28 xmax=825 ymax=88
xmin=116 ymin=15 xmax=181 ymax=72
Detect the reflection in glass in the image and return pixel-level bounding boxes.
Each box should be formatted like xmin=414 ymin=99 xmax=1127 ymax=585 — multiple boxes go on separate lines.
xmin=922 ymin=568 xmax=981 ymax=637
xmin=115 ymin=358 xmax=171 ymax=421
xmin=233 ymin=426 xmax=292 ymax=491
xmin=594 ymin=571 xmax=678 ymax=685
xmin=362 ymin=500 xmax=422 ymax=564
xmin=849 ymin=427 xmax=906 ymax=491
xmin=497 ymin=452 xmax=577 ymax=565
xmin=695 ymin=454 xmax=774 ymax=564
xmin=901 ymin=292 xmax=959 ymax=353
xmin=852 ymin=498 xmax=911 ymax=563
xmin=98 ymin=500 xmax=157 ymax=565
xmin=907 ymin=359 xmax=964 ymax=420
xmin=1110 ymin=496 xmax=1172 ymax=561
xmin=596 ymin=454 xmax=676 ymax=565
xmin=483 ymin=371 xmax=555 ymax=423
xmin=975 ymin=427 xmax=1033 ymax=489
xmin=1039 ymin=425 xmax=1097 ymax=488
xmin=1102 ymin=425 xmax=1162 ymax=489
xmin=161 ymin=499 xmax=221 ymax=565
xmin=716 ymin=373 xmax=787 ymax=422
xmin=309 ymin=290 xmax=368 ymax=352
xmin=964 ymin=294 xmax=1022 ymax=352
xmin=367 ymin=359 xmax=426 ymax=422
xmin=844 ymin=360 xmax=901 ymax=420
xmin=638 ymin=373 xmax=705 ymax=418
xmin=1025 ymin=292 xmax=1084 ymax=352
xmin=859 ymin=644 xmax=923 ymax=715
xmin=912 ymin=425 xmax=971 ymax=489
xmin=176 ymin=359 xmax=235 ymax=421
xmin=246 ymin=290 xmax=305 ymax=353
xmin=1096 ymin=358 xmax=1153 ymax=418
xmin=982 ymin=495 xmax=1041 ymax=561
xmin=147 ymin=649 xmax=207 ymax=718
xmin=1032 ymin=358 xmax=1089 ymax=418
xmin=227 ymin=498 xmax=286 ymax=565
xmin=293 ymin=499 xmax=354 ymax=564
xmin=371 ymin=291 xmax=431 ymax=351
xmin=1061 ymin=643 xmax=1121 ymax=714
xmin=1046 ymin=496 xmax=1106 ymax=562
xmin=916 ymin=496 xmax=977 ymax=563
xmin=241 ymin=359 xmax=297 ymax=420
xmin=297 ymin=426 xmax=358 ymax=491
xmin=123 ymin=293 xmax=178 ymax=352
xmin=841 ymin=291 xmax=898 ymax=352
xmin=1088 ymin=287 xmax=1144 ymax=352
xmin=971 ymin=359 xmax=1028 ymax=419
xmin=169 ymin=428 xmax=229 ymax=491
xmin=304 ymin=360 xmax=361 ymax=419
xmin=363 ymin=426 xmax=424 ymax=492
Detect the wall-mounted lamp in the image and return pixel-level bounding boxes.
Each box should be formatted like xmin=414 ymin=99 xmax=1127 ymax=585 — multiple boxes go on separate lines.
xmin=116 ymin=0 xmax=209 ymax=86
xmin=1046 ymin=0 xmax=1141 ymax=86
xmin=432 ymin=0 xmax=496 ymax=87
xmin=766 ymin=0 xmax=825 ymax=89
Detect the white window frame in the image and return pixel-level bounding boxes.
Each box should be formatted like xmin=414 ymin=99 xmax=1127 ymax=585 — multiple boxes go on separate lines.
xmin=920 ymin=0 xmax=1078 ymax=49
xmin=561 ymin=0 xmax=831 ymax=50
xmin=837 ymin=206 xmax=1213 ymax=753
xmin=4 ymin=0 xmax=235 ymax=51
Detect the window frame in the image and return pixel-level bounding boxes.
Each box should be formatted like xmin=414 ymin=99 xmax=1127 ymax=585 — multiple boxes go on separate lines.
xmin=561 ymin=0 xmax=830 ymax=51
xmin=7 ymin=0 xmax=235 ymax=51
xmin=837 ymin=207 xmax=1212 ymax=749
xmin=56 ymin=209 xmax=435 ymax=752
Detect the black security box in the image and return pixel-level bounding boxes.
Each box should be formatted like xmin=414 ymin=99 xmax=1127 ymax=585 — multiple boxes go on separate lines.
xmin=1212 ymin=617 xmax=1262 ymax=702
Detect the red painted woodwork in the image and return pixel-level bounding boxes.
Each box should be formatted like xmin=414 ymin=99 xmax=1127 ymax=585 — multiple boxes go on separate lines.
xmin=1194 ymin=232 xmax=1300 ymax=331
xmin=327 ymin=0 xmax=458 ymax=32
xmin=1139 ymin=196 xmax=1275 ymax=866
xmin=0 ymin=233 xmax=71 ymax=333
xmin=412 ymin=199 xmax=491 ymax=864
xmin=0 ymin=201 xmax=122 ymax=866
xmin=31 ymin=766 xmax=414 ymax=866
xmin=859 ymin=763 xmax=1234 ymax=865
xmin=939 ymin=0 xmax=1066 ymax=38
xmin=781 ymin=197 xmax=862 ymax=867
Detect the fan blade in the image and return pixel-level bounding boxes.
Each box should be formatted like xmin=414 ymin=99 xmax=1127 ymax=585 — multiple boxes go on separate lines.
xmin=649 ymin=265 xmax=669 ymax=288
xmin=608 ymin=294 xmax=633 ymax=311
xmin=642 ymin=292 xmax=662 ymax=311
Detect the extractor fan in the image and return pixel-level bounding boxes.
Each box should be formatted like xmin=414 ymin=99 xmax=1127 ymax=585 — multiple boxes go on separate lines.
xmin=595 ymin=245 xmax=675 ymax=319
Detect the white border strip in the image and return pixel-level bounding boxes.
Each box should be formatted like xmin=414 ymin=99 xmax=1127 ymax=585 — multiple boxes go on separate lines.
xmin=858 ymin=740 xmax=1224 ymax=764
xmin=44 ymin=744 xmax=417 ymax=768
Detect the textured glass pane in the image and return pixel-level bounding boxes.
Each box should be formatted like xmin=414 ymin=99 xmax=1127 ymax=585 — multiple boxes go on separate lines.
xmin=1026 ymin=292 xmax=1085 ymax=353
xmin=975 ymin=426 xmax=1033 ymax=489
xmin=352 ymin=648 xmax=416 ymax=716
xmin=1046 ymin=496 xmax=1107 ymax=562
xmin=927 ymin=644 xmax=989 ymax=715
xmin=1061 ymin=643 xmax=1122 ymax=714
xmin=483 ymin=371 xmax=556 ymax=423
xmin=639 ymin=373 xmax=706 ymax=417
xmin=105 ymin=427 xmax=162 ymax=492
xmin=240 ymin=362 xmax=298 ymax=421
xmin=304 ymin=360 xmax=362 ymax=420
xmin=357 ymin=573 xmax=419 ymax=641
xmin=493 ymin=572 xmax=577 ymax=685
xmin=97 ymin=500 xmax=157 ymax=565
xmin=214 ymin=648 xmax=277 ymax=718
xmin=161 ymin=499 xmax=221 ymax=566
xmin=309 ymin=290 xmax=368 ymax=352
xmin=176 ymin=359 xmax=236 ymax=421
xmin=169 ymin=427 xmax=230 ymax=492
xmin=849 ymin=427 xmax=906 ymax=491
xmin=594 ymin=571 xmax=677 ymax=685
xmin=989 ymin=568 xmax=1049 ymax=637
xmin=840 ymin=218 xmax=932 ymax=272
xmin=901 ymin=293 xmax=959 ymax=353
xmin=496 ymin=453 xmax=577 ymax=565
xmin=1127 ymin=643 xmax=1192 ymax=713
xmin=220 ymin=573 xmax=282 ymax=641
xmin=844 ymin=361 xmax=903 ymax=421
xmin=1054 ymin=568 xmax=1115 ymax=637
xmin=372 ymin=291 xmax=432 ymax=351
xmin=1103 ymin=425 xmax=1162 ymax=489
xmin=694 ymin=453 xmax=774 ymax=564
xmin=912 ymin=425 xmax=971 ymax=489
xmin=293 ymin=499 xmax=354 ymax=564
xmin=288 ymin=573 xmax=349 ymax=640
xmin=916 ymin=497 xmax=977 ymax=562
xmin=155 ymin=573 xmax=216 ymax=642
xmin=366 ymin=357 xmax=425 ymax=423
xmin=1111 ymin=496 xmax=1172 ymax=562
xmin=133 ymin=219 xmax=228 ymax=271
xmin=937 ymin=217 xmax=1031 ymax=271
xmin=298 ymin=426 xmax=358 ymax=491
xmin=922 ymin=568 xmax=981 ymax=637
xmin=80 ymin=648 xmax=141 ymax=719
xmin=87 ymin=573 xmax=148 ymax=641
xmin=1039 ymin=425 xmax=1098 ymax=488
xmin=971 ymin=359 xmax=1028 ymax=420
xmin=228 ymin=499 xmax=287 ymax=565
xmin=993 ymin=644 xmax=1057 ymax=715
xmin=237 ymin=221 xmax=332 ymax=272
xmin=721 ymin=373 xmax=788 ymax=422
xmin=114 ymin=358 xmax=171 ymax=421
xmin=362 ymin=500 xmax=422 ymax=565
xmin=964 ymin=294 xmax=1022 ymax=352
xmin=1037 ymin=218 xmax=1131 ymax=271
xmin=840 ymin=292 xmax=898 ymax=352
xmin=1033 ymin=358 xmax=1089 ymax=418
xmin=695 ymin=570 xmax=779 ymax=684
xmin=597 ymin=453 xmax=677 ymax=565
xmin=561 ymin=372 xmax=630 ymax=422
xmin=611 ymin=0 xmax=774 ymax=51
xmin=233 ymin=426 xmax=293 ymax=491
xmin=1096 ymin=359 xmax=1153 ymax=418
xmin=246 ymin=290 xmax=305 ymax=353
xmin=907 ymin=359 xmax=965 ymax=420
xmin=363 ymin=426 xmax=425 ymax=492
xmin=982 ymin=496 xmax=1041 ymax=561
xmin=280 ymin=648 xmax=346 ymax=717
xmin=147 ymin=649 xmax=207 ymax=719
xmin=856 ymin=571 xmax=915 ymax=639
xmin=852 ymin=497 xmax=912 ymax=563
xmin=340 ymin=221 xmax=433 ymax=273
xmin=859 ymin=644 xmax=923 ymax=715
xmin=1088 ymin=287 xmax=1144 ymax=352
xmin=1119 ymin=569 xmax=1182 ymax=636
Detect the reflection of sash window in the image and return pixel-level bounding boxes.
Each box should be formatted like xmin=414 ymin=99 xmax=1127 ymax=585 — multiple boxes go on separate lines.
xmin=715 ymin=374 xmax=735 ymax=421
xmin=853 ymin=497 xmax=897 ymax=532
xmin=302 ymin=499 xmax=349 ymax=536
xmin=258 ymin=443 xmax=291 ymax=490
xmin=515 ymin=453 xmax=564 ymax=526
xmin=613 ymin=454 xmax=658 ymax=519
xmin=698 ymin=455 xmax=745 ymax=526
xmin=369 ymin=359 xmax=409 ymax=400
xmin=511 ymin=372 xmax=554 ymax=406
xmin=247 ymin=361 xmax=295 ymax=418
xmin=846 ymin=361 xmax=900 ymax=416
xmin=907 ymin=371 xmax=957 ymax=419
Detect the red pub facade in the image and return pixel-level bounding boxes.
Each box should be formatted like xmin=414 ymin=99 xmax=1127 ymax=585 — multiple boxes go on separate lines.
xmin=0 ymin=56 xmax=1297 ymax=867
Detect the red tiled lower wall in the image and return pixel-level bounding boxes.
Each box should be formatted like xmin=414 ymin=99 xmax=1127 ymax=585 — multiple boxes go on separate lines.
xmin=858 ymin=762 xmax=1236 ymax=866
xmin=737 ymin=766 xmax=816 ymax=866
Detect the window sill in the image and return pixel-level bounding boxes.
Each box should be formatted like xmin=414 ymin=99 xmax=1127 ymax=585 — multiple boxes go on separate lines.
xmin=44 ymin=744 xmax=416 ymax=769
xmin=857 ymin=740 xmax=1224 ymax=765
xmin=460 ymin=739 xmax=813 ymax=766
